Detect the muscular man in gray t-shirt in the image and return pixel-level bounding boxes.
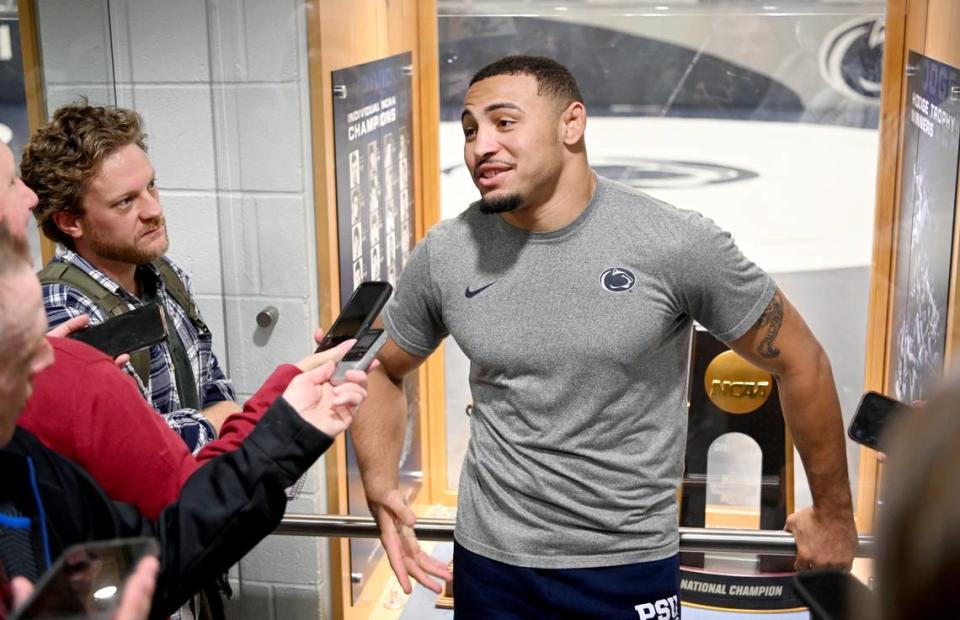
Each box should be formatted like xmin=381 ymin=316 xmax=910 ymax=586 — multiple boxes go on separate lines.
xmin=386 ymin=176 xmax=775 ymax=568
xmin=352 ymin=55 xmax=858 ymax=618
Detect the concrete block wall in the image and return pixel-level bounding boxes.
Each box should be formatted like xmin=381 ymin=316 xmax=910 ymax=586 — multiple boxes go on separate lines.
xmin=36 ymin=1 xmax=331 ymax=618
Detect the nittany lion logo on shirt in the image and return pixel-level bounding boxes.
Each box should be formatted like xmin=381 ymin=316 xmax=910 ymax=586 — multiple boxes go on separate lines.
xmin=600 ymin=267 xmax=636 ymax=292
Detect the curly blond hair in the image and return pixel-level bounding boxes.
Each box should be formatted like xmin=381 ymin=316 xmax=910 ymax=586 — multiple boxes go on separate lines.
xmin=20 ymin=102 xmax=148 ymax=249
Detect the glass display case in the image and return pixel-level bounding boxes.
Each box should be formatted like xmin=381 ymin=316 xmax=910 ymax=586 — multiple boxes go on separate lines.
xmin=437 ymin=0 xmax=884 ymax=519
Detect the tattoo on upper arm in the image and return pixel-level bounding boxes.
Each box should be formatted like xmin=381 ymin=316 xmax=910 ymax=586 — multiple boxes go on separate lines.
xmin=756 ymin=291 xmax=784 ymax=359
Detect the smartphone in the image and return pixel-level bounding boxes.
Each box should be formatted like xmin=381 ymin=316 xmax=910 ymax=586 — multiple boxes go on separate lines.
xmin=848 ymin=391 xmax=906 ymax=450
xmin=67 ymin=303 xmax=167 ymax=358
xmin=330 ymin=328 xmax=387 ymax=384
xmin=11 ymin=537 xmax=159 ymax=620
xmin=315 ymin=281 xmax=392 ymax=352
xmin=793 ymin=570 xmax=874 ymax=620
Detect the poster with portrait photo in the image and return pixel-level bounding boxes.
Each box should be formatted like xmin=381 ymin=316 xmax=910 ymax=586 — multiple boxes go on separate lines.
xmin=888 ymin=52 xmax=960 ymax=403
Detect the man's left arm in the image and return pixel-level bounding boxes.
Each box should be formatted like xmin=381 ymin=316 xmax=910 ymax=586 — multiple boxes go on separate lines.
xmin=200 ymin=400 xmax=241 ymax=434
xmin=195 ymin=337 xmax=241 ymax=431
xmin=168 ymin=260 xmax=241 ymax=416
xmin=727 ymin=289 xmax=858 ymax=571
xmin=176 ymin=276 xmax=241 ymax=427
xmin=199 ymin=350 xmax=238 ymax=406
xmin=196 ymin=334 xmax=240 ymax=418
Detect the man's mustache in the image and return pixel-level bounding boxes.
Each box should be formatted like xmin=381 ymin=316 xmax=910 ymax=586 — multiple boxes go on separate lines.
xmin=141 ymin=216 xmax=166 ymax=236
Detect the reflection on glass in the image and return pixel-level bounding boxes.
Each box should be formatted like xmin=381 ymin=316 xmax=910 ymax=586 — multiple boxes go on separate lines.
xmin=0 ymin=2 xmax=40 ymax=269
xmin=705 ymin=432 xmax=762 ymax=529
xmin=34 ymin=0 xmax=117 ymax=111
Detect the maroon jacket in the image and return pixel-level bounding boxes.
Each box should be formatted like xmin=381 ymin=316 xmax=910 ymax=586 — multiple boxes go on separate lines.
xmin=0 ymin=563 xmax=12 ymax=620
xmin=18 ymin=337 xmax=301 ymax=519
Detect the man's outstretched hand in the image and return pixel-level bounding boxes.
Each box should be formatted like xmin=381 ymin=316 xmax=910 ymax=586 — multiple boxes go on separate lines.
xmin=368 ymin=488 xmax=453 ymax=594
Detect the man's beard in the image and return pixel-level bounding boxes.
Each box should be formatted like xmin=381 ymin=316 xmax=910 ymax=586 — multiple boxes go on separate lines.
xmin=474 ymin=192 xmax=523 ymax=214
xmin=86 ymin=219 xmax=169 ymax=265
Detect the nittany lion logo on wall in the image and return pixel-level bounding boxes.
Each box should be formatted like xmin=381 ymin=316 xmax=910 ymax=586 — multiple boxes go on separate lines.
xmin=600 ymin=267 xmax=636 ymax=292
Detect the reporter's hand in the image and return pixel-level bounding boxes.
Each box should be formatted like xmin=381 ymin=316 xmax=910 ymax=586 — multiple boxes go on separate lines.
xmin=295 ymin=335 xmax=356 ymax=372
xmin=296 ymin=330 xmax=382 ymax=374
xmin=368 ymin=488 xmax=452 ymax=594
xmin=10 ymin=576 xmax=33 ymax=609
xmin=46 ymin=314 xmax=91 ymax=338
xmin=10 ymin=558 xmax=158 ymax=620
xmin=114 ymin=556 xmax=159 ymax=620
xmin=282 ymin=362 xmax=367 ymax=437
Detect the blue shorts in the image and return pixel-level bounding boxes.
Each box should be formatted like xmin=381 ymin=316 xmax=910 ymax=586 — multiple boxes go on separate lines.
xmin=452 ymin=541 xmax=681 ymax=620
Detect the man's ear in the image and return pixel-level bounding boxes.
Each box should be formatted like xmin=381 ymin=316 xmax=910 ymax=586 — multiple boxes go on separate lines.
xmin=559 ymin=101 xmax=587 ymax=145
xmin=50 ymin=211 xmax=84 ymax=241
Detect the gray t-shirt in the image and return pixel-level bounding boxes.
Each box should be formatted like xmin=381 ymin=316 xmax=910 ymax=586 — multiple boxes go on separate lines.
xmin=383 ymin=175 xmax=776 ymax=569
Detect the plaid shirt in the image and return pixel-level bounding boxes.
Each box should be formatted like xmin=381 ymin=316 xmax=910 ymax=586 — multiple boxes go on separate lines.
xmin=42 ymin=249 xmax=236 ymax=454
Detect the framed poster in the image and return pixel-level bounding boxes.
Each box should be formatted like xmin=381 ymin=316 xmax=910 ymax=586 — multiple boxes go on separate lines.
xmin=331 ymin=52 xmax=421 ymax=604
xmin=332 ymin=52 xmax=415 ymax=301
xmin=888 ymin=52 xmax=960 ymax=402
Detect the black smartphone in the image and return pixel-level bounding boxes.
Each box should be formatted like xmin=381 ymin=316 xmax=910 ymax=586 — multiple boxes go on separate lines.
xmin=315 ymin=281 xmax=392 ymax=352
xmin=67 ymin=303 xmax=167 ymax=358
xmin=11 ymin=537 xmax=159 ymax=620
xmin=793 ymin=570 xmax=874 ymax=620
xmin=848 ymin=391 xmax=906 ymax=450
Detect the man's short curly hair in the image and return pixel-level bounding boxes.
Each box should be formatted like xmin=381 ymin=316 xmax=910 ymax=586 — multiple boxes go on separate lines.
xmin=469 ymin=55 xmax=583 ymax=110
xmin=20 ymin=102 xmax=148 ymax=249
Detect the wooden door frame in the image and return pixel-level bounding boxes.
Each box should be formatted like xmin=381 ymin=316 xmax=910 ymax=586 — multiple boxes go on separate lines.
xmin=15 ymin=0 xmax=56 ymax=263
xmin=303 ymin=1 xmax=441 ymax=617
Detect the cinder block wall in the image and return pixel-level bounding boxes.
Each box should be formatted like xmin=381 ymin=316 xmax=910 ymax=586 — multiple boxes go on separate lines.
xmin=36 ymin=0 xmax=332 ymax=617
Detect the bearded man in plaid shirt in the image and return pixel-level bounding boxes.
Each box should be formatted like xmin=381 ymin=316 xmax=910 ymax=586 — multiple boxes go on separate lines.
xmin=21 ymin=102 xmax=241 ymax=453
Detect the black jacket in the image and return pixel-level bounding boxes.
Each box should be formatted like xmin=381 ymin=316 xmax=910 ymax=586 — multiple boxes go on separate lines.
xmin=0 ymin=396 xmax=331 ymax=620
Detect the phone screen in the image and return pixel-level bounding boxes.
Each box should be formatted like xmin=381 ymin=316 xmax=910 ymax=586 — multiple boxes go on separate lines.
xmin=848 ymin=392 xmax=904 ymax=450
xmin=12 ymin=538 xmax=158 ymax=620
xmin=318 ymin=282 xmax=392 ymax=351
xmin=328 ymin=286 xmax=386 ymax=337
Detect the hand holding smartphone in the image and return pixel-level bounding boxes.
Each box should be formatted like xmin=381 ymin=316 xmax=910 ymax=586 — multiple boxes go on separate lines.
xmin=848 ymin=391 xmax=907 ymax=451
xmin=11 ymin=537 xmax=159 ymax=620
xmin=315 ymin=281 xmax=392 ymax=352
xmin=67 ymin=303 xmax=167 ymax=358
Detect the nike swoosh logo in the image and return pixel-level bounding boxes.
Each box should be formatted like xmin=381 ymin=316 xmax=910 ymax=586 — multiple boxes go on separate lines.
xmin=465 ymin=281 xmax=496 ymax=298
